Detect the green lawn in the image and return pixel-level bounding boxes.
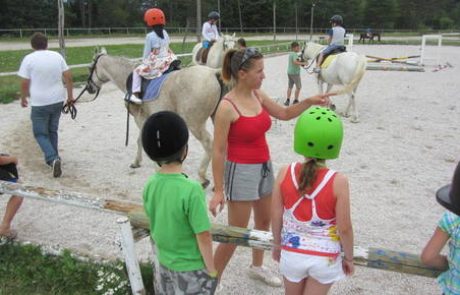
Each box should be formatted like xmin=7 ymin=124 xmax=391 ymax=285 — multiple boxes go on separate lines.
xmin=0 ymin=241 xmax=154 ymax=294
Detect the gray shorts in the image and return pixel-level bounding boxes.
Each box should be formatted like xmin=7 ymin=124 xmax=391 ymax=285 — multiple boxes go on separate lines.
xmin=155 ymin=264 xmax=217 ymax=295
xmin=224 ymin=160 xmax=274 ymax=201
xmin=288 ymin=74 xmax=301 ymax=89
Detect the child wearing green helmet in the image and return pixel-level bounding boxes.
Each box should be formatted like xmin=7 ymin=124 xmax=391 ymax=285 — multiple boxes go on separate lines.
xmin=272 ymin=106 xmax=354 ymax=295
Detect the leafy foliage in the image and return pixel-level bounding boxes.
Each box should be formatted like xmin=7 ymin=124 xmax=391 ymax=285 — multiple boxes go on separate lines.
xmin=0 ymin=0 xmax=459 ymax=30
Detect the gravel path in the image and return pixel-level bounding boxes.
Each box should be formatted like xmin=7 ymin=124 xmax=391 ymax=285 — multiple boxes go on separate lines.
xmin=1 ymin=44 xmax=459 ymax=294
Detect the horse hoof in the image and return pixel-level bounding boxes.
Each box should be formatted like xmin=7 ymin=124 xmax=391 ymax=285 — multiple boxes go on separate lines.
xmin=130 ymin=163 xmax=141 ymax=169
xmin=201 ymin=179 xmax=210 ymax=189
xmin=351 ymin=118 xmax=360 ymax=123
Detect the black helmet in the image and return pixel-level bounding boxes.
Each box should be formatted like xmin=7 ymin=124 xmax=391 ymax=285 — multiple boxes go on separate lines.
xmin=437 ymin=162 xmax=460 ymax=216
xmin=330 ymin=15 xmax=343 ymax=25
xmin=208 ymin=11 xmax=220 ymax=20
xmin=142 ymin=111 xmax=189 ymax=164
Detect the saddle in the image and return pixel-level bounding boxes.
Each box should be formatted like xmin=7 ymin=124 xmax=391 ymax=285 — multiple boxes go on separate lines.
xmin=196 ymin=41 xmax=215 ymax=64
xmin=125 ymin=59 xmax=181 ymax=100
xmin=318 ymin=46 xmax=346 ymax=67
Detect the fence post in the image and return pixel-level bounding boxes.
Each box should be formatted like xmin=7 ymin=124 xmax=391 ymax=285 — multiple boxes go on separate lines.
xmin=117 ymin=217 xmax=145 ymax=295
xmin=126 ymin=27 xmax=129 ymax=35
xmin=19 ymin=29 xmax=23 ymax=38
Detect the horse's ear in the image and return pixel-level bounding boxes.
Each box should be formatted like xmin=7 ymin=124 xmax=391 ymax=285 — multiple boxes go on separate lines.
xmin=94 ymin=47 xmax=99 ymax=55
xmin=101 ymin=47 xmax=107 ymax=54
xmin=232 ymin=32 xmax=235 ymax=38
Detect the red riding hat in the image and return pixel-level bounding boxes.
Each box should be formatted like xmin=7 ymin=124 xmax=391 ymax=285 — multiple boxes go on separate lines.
xmin=144 ymin=8 xmax=165 ymax=26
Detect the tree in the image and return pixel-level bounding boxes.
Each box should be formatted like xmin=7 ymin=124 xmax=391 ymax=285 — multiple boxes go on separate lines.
xmin=364 ymin=0 xmax=399 ymax=29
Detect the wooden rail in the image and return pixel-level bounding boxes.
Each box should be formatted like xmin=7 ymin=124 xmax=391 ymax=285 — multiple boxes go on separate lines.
xmin=0 ymin=180 xmax=446 ymax=278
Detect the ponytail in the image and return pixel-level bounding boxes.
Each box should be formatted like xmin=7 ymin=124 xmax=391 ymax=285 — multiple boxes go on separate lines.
xmin=222 ymin=49 xmax=238 ymax=84
xmin=152 ymin=25 xmax=165 ymax=39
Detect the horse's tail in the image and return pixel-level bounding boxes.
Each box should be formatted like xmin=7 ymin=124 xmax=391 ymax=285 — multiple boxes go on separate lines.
xmin=336 ymin=54 xmax=367 ymax=95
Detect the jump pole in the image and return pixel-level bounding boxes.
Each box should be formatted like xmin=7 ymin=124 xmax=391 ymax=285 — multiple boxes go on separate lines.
xmin=0 ymin=180 xmax=446 ymax=278
xmin=366 ymin=63 xmax=425 ymax=72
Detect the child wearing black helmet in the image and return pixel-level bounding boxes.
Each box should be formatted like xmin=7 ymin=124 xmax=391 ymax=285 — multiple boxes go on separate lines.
xmin=422 ymin=162 xmax=460 ymax=295
xmin=141 ymin=111 xmax=217 ymax=294
xmin=313 ymin=15 xmax=346 ymax=74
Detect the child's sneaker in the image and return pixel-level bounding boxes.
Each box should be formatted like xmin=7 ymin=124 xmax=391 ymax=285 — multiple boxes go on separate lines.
xmin=247 ymin=265 xmax=282 ymax=287
xmin=127 ymin=94 xmax=143 ymax=104
xmin=284 ymin=99 xmax=290 ymax=106
xmin=293 ymin=99 xmax=299 ymax=104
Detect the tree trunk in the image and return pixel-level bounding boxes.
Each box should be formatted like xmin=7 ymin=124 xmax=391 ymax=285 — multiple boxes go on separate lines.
xmin=79 ymin=0 xmax=86 ymax=27
xmin=196 ymin=0 xmax=201 ymax=42
xmin=237 ymin=0 xmax=243 ymax=33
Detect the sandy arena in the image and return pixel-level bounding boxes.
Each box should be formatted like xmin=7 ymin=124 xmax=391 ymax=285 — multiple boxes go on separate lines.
xmin=1 ymin=43 xmax=459 ymax=294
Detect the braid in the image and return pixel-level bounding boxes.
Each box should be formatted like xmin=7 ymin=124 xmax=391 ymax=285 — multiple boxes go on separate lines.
xmin=298 ymin=159 xmax=319 ymax=193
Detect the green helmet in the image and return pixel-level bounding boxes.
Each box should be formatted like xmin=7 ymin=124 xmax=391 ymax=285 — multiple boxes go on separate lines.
xmin=294 ymin=107 xmax=343 ymax=160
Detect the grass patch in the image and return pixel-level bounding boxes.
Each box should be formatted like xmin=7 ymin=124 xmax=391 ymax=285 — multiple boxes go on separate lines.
xmin=0 ymin=241 xmax=154 ymax=294
xmin=0 ymin=39 xmax=290 ymax=104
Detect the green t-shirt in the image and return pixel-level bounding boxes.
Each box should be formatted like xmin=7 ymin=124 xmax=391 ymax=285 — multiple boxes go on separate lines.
xmin=287 ymin=52 xmax=301 ymax=75
xmin=143 ymin=173 xmax=211 ymax=271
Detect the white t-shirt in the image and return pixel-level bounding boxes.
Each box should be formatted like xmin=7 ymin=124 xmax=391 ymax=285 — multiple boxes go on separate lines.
xmin=202 ymin=22 xmax=219 ymax=42
xmin=17 ymin=50 xmax=69 ymax=107
xmin=143 ymin=30 xmax=170 ymax=59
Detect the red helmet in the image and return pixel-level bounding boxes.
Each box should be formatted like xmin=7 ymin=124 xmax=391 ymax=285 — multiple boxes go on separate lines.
xmin=144 ymin=8 xmax=165 ymax=26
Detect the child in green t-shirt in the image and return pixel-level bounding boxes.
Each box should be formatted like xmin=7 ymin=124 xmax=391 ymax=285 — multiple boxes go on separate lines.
xmin=284 ymin=41 xmax=307 ymax=106
xmin=141 ymin=111 xmax=217 ymax=294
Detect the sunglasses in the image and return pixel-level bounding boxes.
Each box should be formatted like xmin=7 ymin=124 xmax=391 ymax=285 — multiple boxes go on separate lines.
xmin=239 ymin=47 xmax=260 ymax=69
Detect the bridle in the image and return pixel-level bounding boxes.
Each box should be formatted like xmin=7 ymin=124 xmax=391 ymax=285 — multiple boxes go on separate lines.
xmin=62 ymin=53 xmax=107 ymax=119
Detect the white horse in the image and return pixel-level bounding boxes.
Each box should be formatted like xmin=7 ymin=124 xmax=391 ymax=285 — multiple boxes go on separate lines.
xmin=301 ymin=42 xmax=367 ymax=122
xmin=191 ymin=33 xmax=236 ymax=68
xmin=85 ymin=48 xmax=223 ymax=187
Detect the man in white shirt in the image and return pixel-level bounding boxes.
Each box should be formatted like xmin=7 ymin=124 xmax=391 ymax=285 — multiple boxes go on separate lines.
xmin=17 ymin=32 xmax=74 ymax=177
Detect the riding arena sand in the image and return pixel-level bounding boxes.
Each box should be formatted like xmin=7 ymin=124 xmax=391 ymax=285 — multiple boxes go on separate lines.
xmin=1 ymin=43 xmax=459 ymax=294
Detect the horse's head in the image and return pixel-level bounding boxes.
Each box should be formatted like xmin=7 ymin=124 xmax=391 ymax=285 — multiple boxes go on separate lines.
xmin=301 ymin=42 xmax=324 ymax=60
xmin=85 ymin=47 xmax=109 ymax=95
xmin=222 ymin=33 xmax=236 ymax=51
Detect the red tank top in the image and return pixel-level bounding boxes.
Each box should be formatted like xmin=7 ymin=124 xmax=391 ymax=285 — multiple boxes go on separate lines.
xmin=280 ymin=163 xmax=337 ymax=221
xmin=224 ymin=94 xmax=271 ymax=163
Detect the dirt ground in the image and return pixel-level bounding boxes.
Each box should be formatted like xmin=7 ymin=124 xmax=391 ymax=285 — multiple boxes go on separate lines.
xmin=1 ymin=43 xmax=459 ymax=294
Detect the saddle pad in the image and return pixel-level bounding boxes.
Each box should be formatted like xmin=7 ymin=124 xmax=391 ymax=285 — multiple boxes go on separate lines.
xmin=142 ymin=73 xmax=171 ymax=102
xmin=321 ymin=55 xmax=338 ymax=69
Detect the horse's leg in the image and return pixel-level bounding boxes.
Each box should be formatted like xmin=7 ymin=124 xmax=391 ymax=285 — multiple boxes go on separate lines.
xmin=325 ymin=83 xmax=336 ymax=111
xmin=188 ymin=123 xmax=212 ymax=188
xmin=345 ymin=89 xmax=359 ymax=123
xmin=130 ymin=107 xmax=146 ymax=168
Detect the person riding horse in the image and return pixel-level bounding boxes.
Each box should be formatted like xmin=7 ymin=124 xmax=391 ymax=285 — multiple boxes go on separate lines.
xmin=129 ymin=8 xmax=178 ymax=104
xmin=200 ymin=11 xmax=221 ymax=63
xmin=313 ymin=15 xmax=346 ymax=74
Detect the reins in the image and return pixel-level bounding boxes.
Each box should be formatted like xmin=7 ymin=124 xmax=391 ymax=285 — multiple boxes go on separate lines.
xmin=62 ymin=54 xmax=104 ymax=119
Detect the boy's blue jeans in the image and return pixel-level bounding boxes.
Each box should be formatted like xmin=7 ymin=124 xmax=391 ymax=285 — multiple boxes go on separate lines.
xmin=30 ymin=101 xmax=63 ymax=164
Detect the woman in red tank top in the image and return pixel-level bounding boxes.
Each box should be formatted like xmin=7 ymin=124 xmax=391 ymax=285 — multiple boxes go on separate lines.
xmin=209 ymin=47 xmax=335 ymax=287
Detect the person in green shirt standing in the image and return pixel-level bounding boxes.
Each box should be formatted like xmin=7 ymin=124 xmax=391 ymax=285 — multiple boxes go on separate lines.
xmin=284 ymin=41 xmax=307 ymax=106
xmin=142 ymin=111 xmax=217 ymax=294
